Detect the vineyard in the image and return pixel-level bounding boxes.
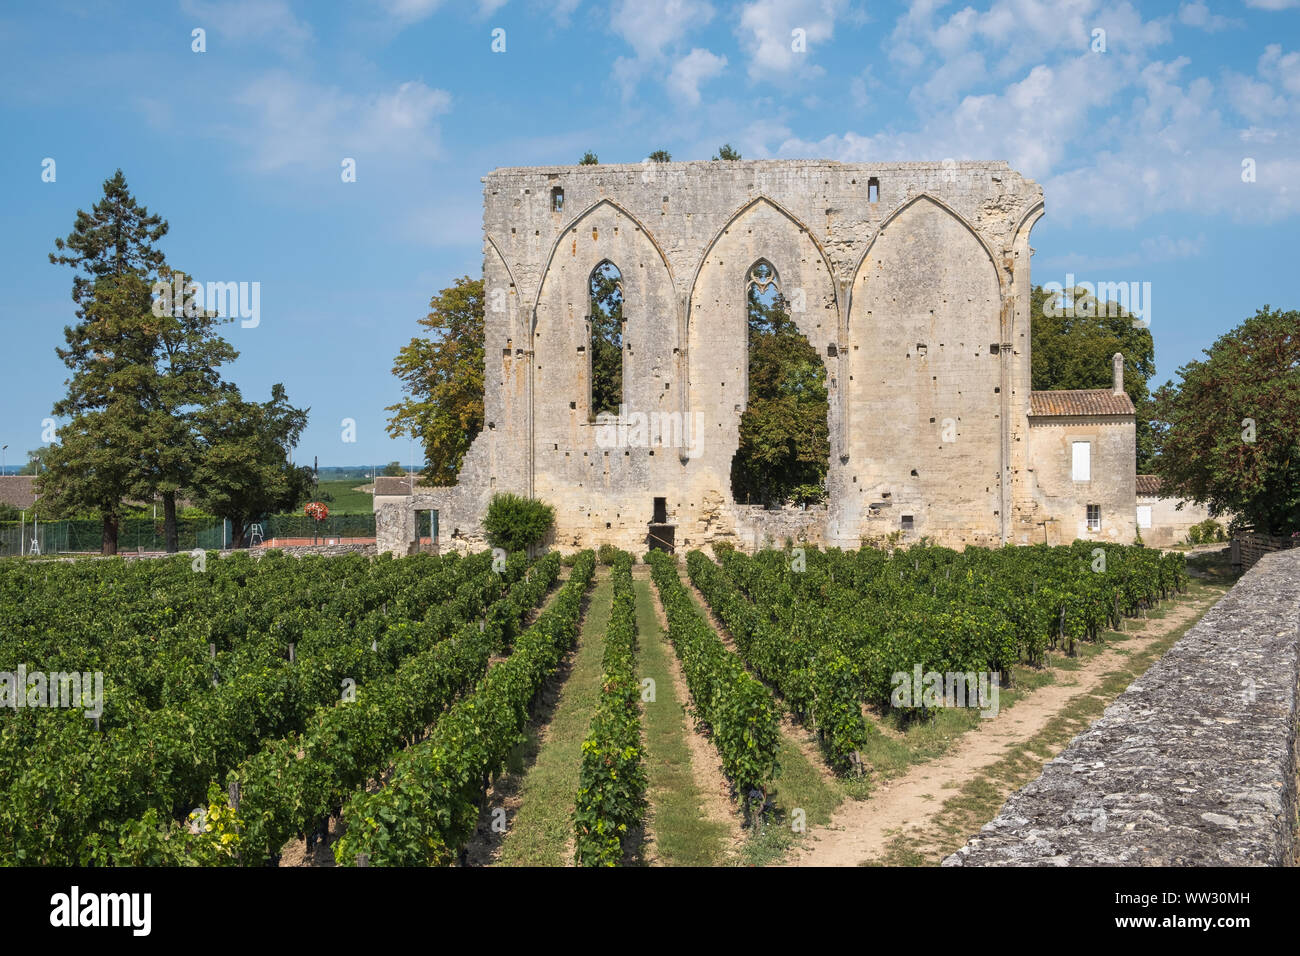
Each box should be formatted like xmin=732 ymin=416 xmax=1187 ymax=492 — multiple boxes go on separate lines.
xmin=682 ymin=541 xmax=1188 ymax=788
xmin=0 ymin=540 xmax=1193 ymax=867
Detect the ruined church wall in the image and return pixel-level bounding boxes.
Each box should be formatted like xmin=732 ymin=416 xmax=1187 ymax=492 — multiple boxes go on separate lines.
xmin=381 ymin=160 xmax=1047 ymax=555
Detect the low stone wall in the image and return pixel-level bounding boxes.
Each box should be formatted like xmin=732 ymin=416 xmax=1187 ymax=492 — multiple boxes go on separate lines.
xmin=1233 ymin=532 xmax=1299 ymax=573
xmin=944 ymin=548 xmax=1300 ymax=867
xmin=105 ymin=543 xmax=378 ymax=561
xmin=731 ymin=503 xmax=828 ymax=551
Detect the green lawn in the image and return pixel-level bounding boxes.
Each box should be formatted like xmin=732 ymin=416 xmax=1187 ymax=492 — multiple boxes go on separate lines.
xmin=314 ymin=479 xmax=375 ymax=514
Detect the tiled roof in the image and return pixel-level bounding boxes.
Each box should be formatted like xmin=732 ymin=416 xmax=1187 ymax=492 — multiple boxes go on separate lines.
xmin=0 ymin=476 xmax=37 ymax=509
xmin=373 ymin=476 xmax=415 ymax=496
xmin=1136 ymin=475 xmax=1163 ymax=496
xmin=1029 ymin=389 xmax=1135 ymax=417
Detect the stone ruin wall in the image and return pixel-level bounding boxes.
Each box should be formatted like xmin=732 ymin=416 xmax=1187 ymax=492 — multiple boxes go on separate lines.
xmin=379 ymin=159 xmax=1051 ymax=556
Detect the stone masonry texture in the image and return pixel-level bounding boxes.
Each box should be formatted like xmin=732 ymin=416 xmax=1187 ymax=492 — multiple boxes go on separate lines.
xmin=944 ymin=548 xmax=1300 ymax=867
xmin=375 ymin=159 xmax=1170 ymax=555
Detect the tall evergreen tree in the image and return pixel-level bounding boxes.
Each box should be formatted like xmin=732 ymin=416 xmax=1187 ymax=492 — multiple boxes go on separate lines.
xmin=135 ymin=268 xmax=239 ymax=551
xmin=41 ymin=171 xmax=168 ymax=554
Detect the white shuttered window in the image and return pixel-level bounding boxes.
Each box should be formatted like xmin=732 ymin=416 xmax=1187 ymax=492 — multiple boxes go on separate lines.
xmin=1072 ymin=441 xmax=1091 ymax=481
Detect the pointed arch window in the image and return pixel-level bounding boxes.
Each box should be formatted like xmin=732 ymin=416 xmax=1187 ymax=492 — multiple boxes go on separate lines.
xmin=589 ymin=260 xmax=624 ymax=418
xmin=742 ymin=259 xmax=784 ymax=409
xmin=731 ymin=258 xmax=830 ymax=507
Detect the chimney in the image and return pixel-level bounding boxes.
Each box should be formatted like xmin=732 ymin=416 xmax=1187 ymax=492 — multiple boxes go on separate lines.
xmin=1112 ymin=352 xmax=1124 ymax=395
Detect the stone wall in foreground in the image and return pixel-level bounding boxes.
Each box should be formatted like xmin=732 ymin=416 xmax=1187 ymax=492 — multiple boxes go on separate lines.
xmin=944 ymin=548 xmax=1300 ymax=867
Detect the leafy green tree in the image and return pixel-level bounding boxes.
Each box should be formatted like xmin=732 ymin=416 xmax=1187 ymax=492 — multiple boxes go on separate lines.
xmin=191 ymin=384 xmax=313 ymax=547
xmin=579 ymin=151 xmax=599 ymax=165
xmin=386 ymin=277 xmax=485 ymax=484
xmin=41 ymin=171 xmax=169 ymax=553
xmin=590 ymin=262 xmax=623 ymax=416
xmin=713 ymin=144 xmax=741 ymax=160
xmin=1030 ymin=284 xmax=1157 ymax=470
xmin=382 ymin=461 xmax=405 ymax=477
xmin=731 ymin=264 xmax=830 ymax=506
xmin=1151 ymin=306 xmax=1300 ymax=534
xmin=134 ymin=268 xmax=238 ymax=551
xmin=648 ymin=150 xmax=671 ymax=162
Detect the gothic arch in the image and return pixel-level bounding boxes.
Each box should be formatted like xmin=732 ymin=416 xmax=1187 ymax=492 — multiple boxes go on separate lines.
xmin=686 ymin=196 xmax=841 ymax=335
xmin=849 ymin=193 xmax=1003 ymax=322
xmin=531 ymin=198 xmax=675 ymax=334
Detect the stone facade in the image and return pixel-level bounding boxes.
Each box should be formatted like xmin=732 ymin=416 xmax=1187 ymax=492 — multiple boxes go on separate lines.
xmin=377 ymin=159 xmax=1155 ymax=556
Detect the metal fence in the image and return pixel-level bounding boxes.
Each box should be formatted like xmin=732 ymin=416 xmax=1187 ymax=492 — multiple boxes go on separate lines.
xmin=0 ymin=513 xmax=378 ymax=557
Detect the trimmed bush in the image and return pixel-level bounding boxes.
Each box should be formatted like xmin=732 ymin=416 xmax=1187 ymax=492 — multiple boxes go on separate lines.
xmin=482 ymin=493 xmax=555 ymax=554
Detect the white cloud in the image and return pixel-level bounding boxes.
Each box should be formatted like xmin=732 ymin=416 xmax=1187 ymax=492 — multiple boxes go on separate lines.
xmin=180 ymin=0 xmax=314 ymax=51
xmin=376 ymin=0 xmax=446 ymax=24
xmin=775 ymin=2 xmax=1300 ymax=226
xmin=611 ymin=0 xmax=714 ymax=61
xmin=736 ymin=0 xmax=847 ymax=82
xmin=1038 ymin=233 xmax=1206 ymax=270
xmin=1225 ymin=72 xmax=1288 ymax=121
xmin=544 ymin=0 xmax=583 ymax=25
xmin=777 ymin=52 xmax=1128 ymax=177
xmin=233 ymin=73 xmax=452 ymax=173
xmin=850 ymin=65 xmax=880 ymax=109
xmin=607 ymin=0 xmax=716 ymax=100
xmin=667 ymin=48 xmax=728 ymax=106
xmin=1140 ymin=233 xmax=1207 ymax=260
xmin=1243 ymin=0 xmax=1300 ymax=9
xmin=1177 ymin=2 xmax=1235 ymax=32
xmin=1259 ymin=43 xmax=1300 ymax=95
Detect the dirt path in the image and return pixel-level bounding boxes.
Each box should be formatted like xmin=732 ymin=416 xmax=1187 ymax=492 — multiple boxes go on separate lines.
xmin=788 ymin=589 xmax=1221 ymax=867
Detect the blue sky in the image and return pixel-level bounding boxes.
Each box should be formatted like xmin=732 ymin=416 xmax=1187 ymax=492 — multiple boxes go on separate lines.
xmin=1 ymin=0 xmax=1297 ymax=469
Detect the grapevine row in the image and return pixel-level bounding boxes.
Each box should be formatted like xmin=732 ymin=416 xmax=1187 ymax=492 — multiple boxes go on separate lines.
xmin=331 ymin=550 xmax=598 ymax=866
xmin=113 ymin=552 xmax=563 ymax=866
xmin=644 ymin=550 xmax=779 ymax=809
xmin=572 ymin=550 xmax=647 ymax=865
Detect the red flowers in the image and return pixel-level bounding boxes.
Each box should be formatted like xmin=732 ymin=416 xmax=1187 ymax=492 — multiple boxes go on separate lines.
xmin=304 ymin=502 xmax=329 ymax=521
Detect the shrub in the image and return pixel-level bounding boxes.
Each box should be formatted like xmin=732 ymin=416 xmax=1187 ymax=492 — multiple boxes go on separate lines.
xmin=1187 ymin=518 xmax=1225 ymax=544
xmin=482 ymin=493 xmax=554 ymax=554
xmin=597 ymin=543 xmax=620 ymax=566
